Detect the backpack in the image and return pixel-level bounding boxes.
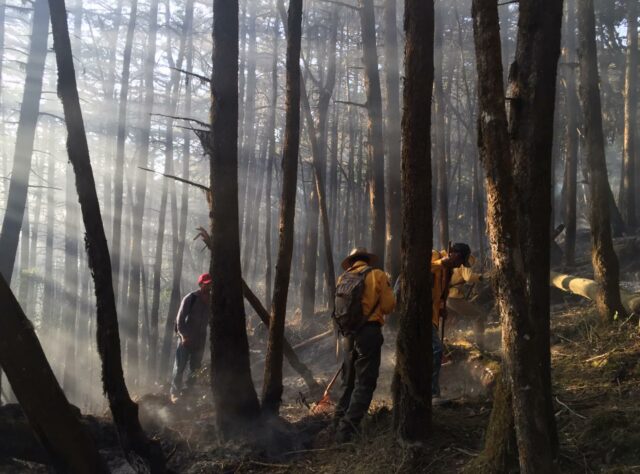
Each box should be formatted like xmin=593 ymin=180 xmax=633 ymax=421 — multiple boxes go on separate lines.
xmin=332 ymin=266 xmax=378 ymax=335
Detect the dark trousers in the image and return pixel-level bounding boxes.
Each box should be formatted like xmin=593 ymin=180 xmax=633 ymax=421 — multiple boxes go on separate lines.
xmin=334 ymin=323 xmax=383 ymax=436
xmin=432 ymin=324 xmax=443 ymax=397
xmin=170 ymin=340 xmax=204 ymax=396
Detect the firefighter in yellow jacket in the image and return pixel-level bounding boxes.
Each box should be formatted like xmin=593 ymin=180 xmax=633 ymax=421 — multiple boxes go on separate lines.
xmin=333 ymin=247 xmax=395 ymax=443
xmin=430 ymin=243 xmax=471 ymax=399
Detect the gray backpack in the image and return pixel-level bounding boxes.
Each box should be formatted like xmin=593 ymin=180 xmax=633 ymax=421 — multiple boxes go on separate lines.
xmin=332 ymin=266 xmax=377 ymax=335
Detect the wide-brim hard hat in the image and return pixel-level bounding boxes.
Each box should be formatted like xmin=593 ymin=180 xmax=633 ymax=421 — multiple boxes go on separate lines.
xmin=341 ymin=247 xmax=379 ymax=270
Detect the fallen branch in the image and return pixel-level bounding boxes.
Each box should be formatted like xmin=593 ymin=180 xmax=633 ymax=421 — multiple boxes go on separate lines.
xmin=555 ymin=396 xmax=587 ymax=419
xmin=241 ymin=280 xmax=322 ymax=396
xmin=292 ymin=329 xmax=333 ymax=350
xmin=138 ymin=167 xmax=209 ymax=192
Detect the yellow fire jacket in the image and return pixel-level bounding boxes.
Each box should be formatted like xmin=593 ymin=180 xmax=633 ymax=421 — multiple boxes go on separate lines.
xmin=343 ymin=260 xmax=396 ymax=325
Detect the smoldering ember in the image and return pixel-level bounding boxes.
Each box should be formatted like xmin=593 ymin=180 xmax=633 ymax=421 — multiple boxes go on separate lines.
xmin=0 ymin=0 xmax=639 ymax=472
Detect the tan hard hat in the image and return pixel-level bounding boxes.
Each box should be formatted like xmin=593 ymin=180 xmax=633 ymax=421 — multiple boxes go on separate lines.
xmin=340 ymin=247 xmax=379 ymax=271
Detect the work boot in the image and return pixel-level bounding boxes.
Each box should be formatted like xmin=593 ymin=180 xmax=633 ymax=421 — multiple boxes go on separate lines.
xmin=335 ymin=428 xmax=353 ymax=444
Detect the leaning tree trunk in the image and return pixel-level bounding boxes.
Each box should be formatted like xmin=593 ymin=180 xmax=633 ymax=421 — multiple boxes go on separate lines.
xmin=383 ymin=0 xmax=402 ymax=283
xmin=262 ymin=0 xmax=303 ymax=417
xmin=577 ymin=0 xmax=626 ymax=322
xmin=359 ymin=0 xmax=386 ymax=265
xmin=392 ymin=0 xmax=434 ymax=444
xmin=0 ymin=275 xmax=106 ymax=472
xmin=0 ymin=0 xmax=49 ymax=282
xmin=48 ymin=0 xmax=165 ymax=470
xmin=472 ymin=1 xmax=559 ymax=472
xmin=207 ymin=0 xmax=261 ymax=436
xmin=620 ymin=0 xmax=637 ymax=229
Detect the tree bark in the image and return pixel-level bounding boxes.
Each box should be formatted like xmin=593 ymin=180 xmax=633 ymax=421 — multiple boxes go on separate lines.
xmin=207 ymin=0 xmax=261 ymax=435
xmin=359 ymin=0 xmax=386 ymax=265
xmin=392 ymin=0 xmax=434 ymax=444
xmin=620 ymin=0 xmax=637 ymax=229
xmin=48 ymin=0 xmax=165 ymax=469
xmin=0 ymin=0 xmax=49 ymax=282
xmin=262 ymin=0 xmax=303 ymax=416
xmin=577 ymin=0 xmax=627 ymax=322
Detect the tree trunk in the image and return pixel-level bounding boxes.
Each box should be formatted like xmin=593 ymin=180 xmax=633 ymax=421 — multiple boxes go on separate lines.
xmin=359 ymin=0 xmax=386 ymax=266
xmin=0 ymin=0 xmax=49 ymax=282
xmin=392 ymin=0 xmax=434 ymax=444
xmin=462 ymin=374 xmax=516 ymax=473
xmin=473 ymin=0 xmax=561 ymax=471
xmin=508 ymin=0 xmax=563 ymax=462
xmin=301 ymin=79 xmax=337 ymax=311
xmin=0 ymin=275 xmax=106 ymax=472
xmin=384 ymin=0 xmax=401 ymax=283
xmin=111 ymin=0 xmax=138 ymax=301
xmin=207 ymin=0 xmax=261 ymax=435
xmin=434 ymin=4 xmax=449 ymax=249
xmin=160 ymin=0 xmax=194 ymax=380
xmin=577 ymin=0 xmax=627 ymax=322
xmin=262 ymin=0 xmax=303 ymax=416
xmin=620 ymin=0 xmax=637 ymax=229
xmin=563 ymin=0 xmax=579 ymax=266
xmin=43 ymin=131 xmax=56 ymax=335
xmin=265 ymin=16 xmax=279 ymax=310
xmin=48 ymin=0 xmax=165 ymax=468
xmin=62 ymin=163 xmax=79 ymax=400
xmin=124 ymin=0 xmax=159 ymax=386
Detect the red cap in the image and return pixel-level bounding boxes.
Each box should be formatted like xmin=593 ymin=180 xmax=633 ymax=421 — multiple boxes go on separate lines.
xmin=198 ymin=273 xmax=213 ymax=285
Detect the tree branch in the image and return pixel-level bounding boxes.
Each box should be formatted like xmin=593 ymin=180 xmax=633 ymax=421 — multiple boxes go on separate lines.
xmin=137 ymin=167 xmax=209 ymax=192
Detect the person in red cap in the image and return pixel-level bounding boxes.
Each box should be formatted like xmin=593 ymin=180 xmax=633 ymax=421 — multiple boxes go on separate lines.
xmin=170 ymin=273 xmax=212 ymax=402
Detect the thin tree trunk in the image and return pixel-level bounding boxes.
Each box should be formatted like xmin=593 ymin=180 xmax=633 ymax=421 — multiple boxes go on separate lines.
xmin=160 ymin=0 xmax=194 ymax=379
xmin=48 ymin=0 xmax=165 ymax=468
xmin=111 ymin=0 xmax=138 ymax=300
xmin=384 ymin=0 xmax=401 ymax=282
xmin=124 ymin=0 xmax=159 ymax=386
xmin=620 ymin=0 xmax=637 ymax=228
xmin=392 ymin=0 xmax=434 ymax=444
xmin=207 ymin=0 xmax=261 ymax=435
xmin=62 ymin=163 xmax=79 ymax=400
xmin=262 ymin=0 xmax=303 ymax=416
xmin=265 ymin=16 xmax=279 ymax=310
xmin=0 ymin=0 xmax=49 ymax=281
xmin=301 ymin=79 xmax=337 ymax=310
xmin=563 ymin=0 xmax=579 ymax=266
xmin=577 ymin=0 xmax=626 ymax=322
xmin=359 ymin=0 xmax=386 ymax=266
xmin=434 ymin=3 xmax=449 ymax=249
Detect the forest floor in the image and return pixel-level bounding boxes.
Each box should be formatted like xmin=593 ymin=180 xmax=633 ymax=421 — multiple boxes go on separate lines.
xmin=1 ymin=295 xmax=639 ymax=473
